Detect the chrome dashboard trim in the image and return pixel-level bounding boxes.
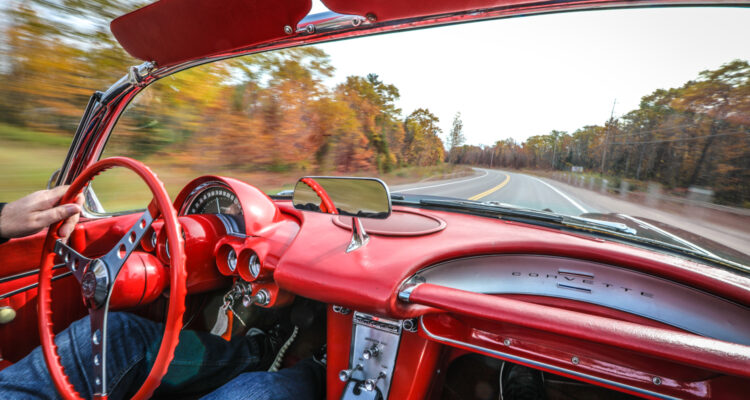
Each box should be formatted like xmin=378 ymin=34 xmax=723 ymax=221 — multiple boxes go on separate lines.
xmin=397 ymin=283 xmax=421 ymax=302
xmin=407 ymin=254 xmax=750 ymax=345
xmin=0 ymin=263 xmax=66 ymax=285
xmin=0 ymin=269 xmax=73 ymax=300
xmin=297 ymin=12 xmax=367 ymax=35
xmin=180 ymin=181 xmax=230 ymax=215
xmin=418 ymin=317 xmax=679 ymax=400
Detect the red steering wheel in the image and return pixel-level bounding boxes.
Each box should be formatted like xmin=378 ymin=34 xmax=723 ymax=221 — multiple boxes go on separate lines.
xmin=300 ymin=177 xmax=338 ymax=214
xmin=38 ymin=157 xmax=186 ymax=400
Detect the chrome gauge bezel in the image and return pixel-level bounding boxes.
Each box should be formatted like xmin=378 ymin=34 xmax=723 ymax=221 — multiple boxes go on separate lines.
xmin=180 ymin=181 xmax=245 ymax=236
xmin=248 ymin=252 xmax=261 ymax=278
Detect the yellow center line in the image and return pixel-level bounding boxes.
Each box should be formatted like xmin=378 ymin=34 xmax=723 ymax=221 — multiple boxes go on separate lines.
xmin=467 ymin=173 xmax=511 ymax=201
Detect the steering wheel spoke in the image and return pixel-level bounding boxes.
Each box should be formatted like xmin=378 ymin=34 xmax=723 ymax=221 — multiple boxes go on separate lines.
xmin=100 ymin=209 xmax=154 ymax=279
xmin=54 ymin=240 xmax=91 ymax=283
xmin=88 ymin=306 xmax=110 ymax=397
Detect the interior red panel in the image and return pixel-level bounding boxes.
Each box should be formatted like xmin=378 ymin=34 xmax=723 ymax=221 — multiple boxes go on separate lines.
xmin=110 ymin=0 xmax=312 ymax=67
xmin=0 ymin=229 xmax=47 ymax=278
xmin=410 ymin=284 xmax=750 ymax=378
xmin=0 ymin=277 xmax=87 ymax=363
xmin=420 ymin=313 xmax=750 ymax=399
xmin=273 ymin=204 xmax=750 ymax=318
xmin=388 ymin=330 xmax=443 ymax=399
xmin=326 ymin=306 xmax=352 ymax=399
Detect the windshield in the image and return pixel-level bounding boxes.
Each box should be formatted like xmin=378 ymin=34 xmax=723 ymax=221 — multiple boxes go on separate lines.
xmin=2 ymin=4 xmax=746 ymax=266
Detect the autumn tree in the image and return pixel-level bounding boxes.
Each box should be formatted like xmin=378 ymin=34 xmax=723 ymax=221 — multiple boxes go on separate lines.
xmin=336 ymin=74 xmax=403 ymax=172
xmin=0 ymin=2 xmax=144 ymax=132
xmin=404 ymin=108 xmax=445 ymax=166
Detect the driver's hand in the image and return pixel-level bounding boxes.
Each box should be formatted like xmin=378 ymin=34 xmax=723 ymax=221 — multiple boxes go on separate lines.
xmin=0 ymin=186 xmax=84 ymax=241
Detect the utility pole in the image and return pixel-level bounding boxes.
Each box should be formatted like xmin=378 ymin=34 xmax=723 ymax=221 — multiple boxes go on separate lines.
xmin=489 ymin=146 xmax=494 ymax=168
xmin=600 ymin=98 xmax=617 ymax=174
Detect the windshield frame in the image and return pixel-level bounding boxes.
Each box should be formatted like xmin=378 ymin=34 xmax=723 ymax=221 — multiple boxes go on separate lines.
xmin=56 ymin=2 xmax=750 ymax=187
xmin=52 ymin=3 xmax=750 ymax=273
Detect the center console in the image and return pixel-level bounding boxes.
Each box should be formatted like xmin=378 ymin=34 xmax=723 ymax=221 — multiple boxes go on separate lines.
xmin=338 ymin=312 xmax=404 ymax=399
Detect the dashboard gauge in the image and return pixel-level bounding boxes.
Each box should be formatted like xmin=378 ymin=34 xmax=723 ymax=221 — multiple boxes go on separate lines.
xmin=182 ymin=183 xmax=245 ymax=234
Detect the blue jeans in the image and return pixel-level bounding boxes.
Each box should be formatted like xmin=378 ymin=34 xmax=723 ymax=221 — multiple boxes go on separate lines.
xmin=0 ymin=312 xmax=323 ymax=400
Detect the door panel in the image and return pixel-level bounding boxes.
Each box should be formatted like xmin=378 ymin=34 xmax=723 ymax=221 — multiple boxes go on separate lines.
xmin=0 ymin=226 xmax=91 ymax=364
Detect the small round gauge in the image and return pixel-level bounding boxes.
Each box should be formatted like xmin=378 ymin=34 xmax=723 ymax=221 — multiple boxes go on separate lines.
xmin=183 ymin=183 xmax=245 ymax=234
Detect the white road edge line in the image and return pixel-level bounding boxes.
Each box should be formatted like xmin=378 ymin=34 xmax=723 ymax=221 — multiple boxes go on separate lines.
xmin=394 ymin=168 xmax=489 ymax=192
xmin=532 ymin=177 xmax=589 ymax=213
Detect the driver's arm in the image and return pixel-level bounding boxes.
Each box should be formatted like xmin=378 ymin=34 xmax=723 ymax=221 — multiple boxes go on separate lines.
xmin=0 ymin=186 xmax=83 ymax=245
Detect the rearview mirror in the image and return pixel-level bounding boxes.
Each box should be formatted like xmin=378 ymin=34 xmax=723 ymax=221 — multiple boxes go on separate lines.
xmin=292 ymin=177 xmax=391 ymax=219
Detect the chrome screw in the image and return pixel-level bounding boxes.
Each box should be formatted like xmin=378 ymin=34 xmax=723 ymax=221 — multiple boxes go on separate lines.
xmin=571 ymin=356 xmax=580 ymax=365
xmin=652 ymin=376 xmax=662 ymax=385
xmin=283 ymin=25 xmax=293 ymax=35
xmin=503 ymin=339 xmax=511 ymax=346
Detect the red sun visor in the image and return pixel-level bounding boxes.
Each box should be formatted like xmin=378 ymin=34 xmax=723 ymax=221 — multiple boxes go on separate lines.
xmin=111 ymin=0 xmax=312 ymax=68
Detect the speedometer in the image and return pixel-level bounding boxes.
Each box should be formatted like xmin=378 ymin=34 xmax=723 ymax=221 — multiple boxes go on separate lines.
xmin=182 ymin=183 xmax=245 ymax=234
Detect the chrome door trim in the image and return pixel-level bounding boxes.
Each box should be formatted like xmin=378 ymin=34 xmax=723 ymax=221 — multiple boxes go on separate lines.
xmin=419 ymin=317 xmax=679 ymax=400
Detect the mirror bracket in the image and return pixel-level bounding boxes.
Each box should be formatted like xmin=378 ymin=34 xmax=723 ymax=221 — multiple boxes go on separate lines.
xmin=346 ymin=217 xmax=370 ymax=253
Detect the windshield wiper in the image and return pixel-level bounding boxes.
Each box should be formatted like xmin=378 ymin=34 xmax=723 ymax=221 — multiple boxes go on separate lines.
xmin=404 ymin=197 xmax=638 ymax=237
xmin=563 ymin=216 xmax=637 ymax=235
xmin=416 ymin=198 xmax=643 ymax=237
xmin=416 ymin=198 xmax=563 ymax=223
xmin=396 ymin=196 xmax=748 ymax=273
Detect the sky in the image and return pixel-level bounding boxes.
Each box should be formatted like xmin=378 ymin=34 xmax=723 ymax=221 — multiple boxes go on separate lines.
xmin=308 ymin=3 xmax=750 ymax=145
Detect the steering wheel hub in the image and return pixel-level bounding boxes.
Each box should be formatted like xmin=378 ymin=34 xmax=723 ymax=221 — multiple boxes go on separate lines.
xmin=81 ymin=259 xmax=110 ymax=308
xmin=81 ymin=270 xmax=97 ymax=299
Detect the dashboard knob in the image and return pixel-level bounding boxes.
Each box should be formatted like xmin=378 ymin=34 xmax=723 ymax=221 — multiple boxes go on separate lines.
xmin=362 ymin=344 xmax=380 ymax=360
xmin=363 ymin=372 xmax=386 ymax=391
xmin=339 ymin=364 xmax=362 ymax=382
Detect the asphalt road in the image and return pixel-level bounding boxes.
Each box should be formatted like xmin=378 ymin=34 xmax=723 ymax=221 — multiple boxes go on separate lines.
xmin=392 ymin=168 xmax=595 ymax=216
